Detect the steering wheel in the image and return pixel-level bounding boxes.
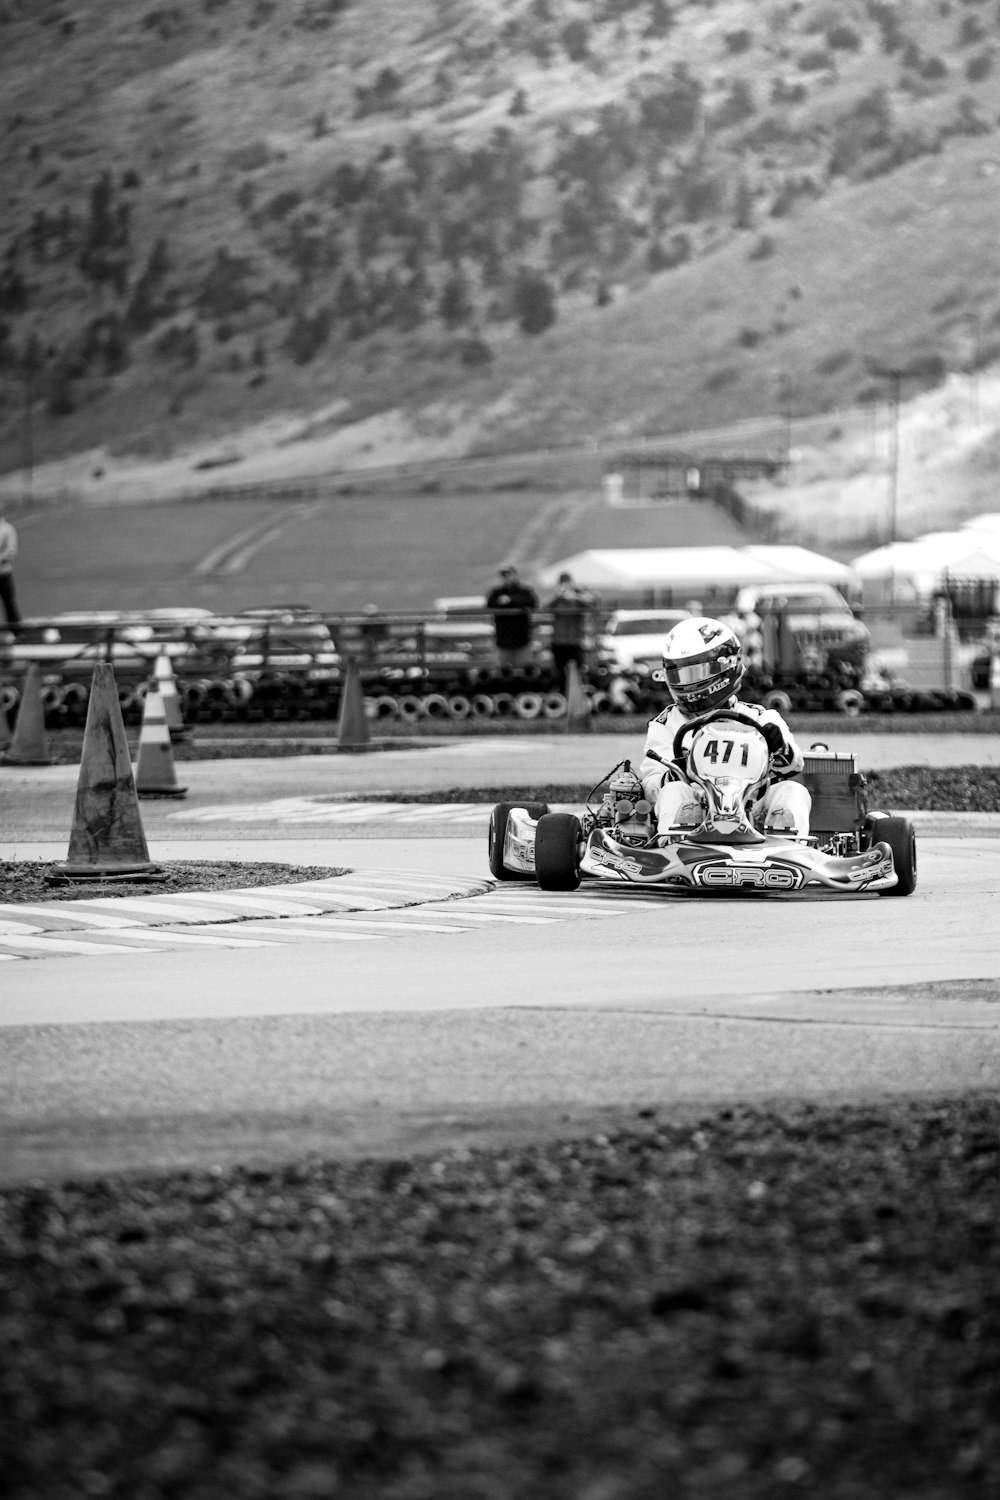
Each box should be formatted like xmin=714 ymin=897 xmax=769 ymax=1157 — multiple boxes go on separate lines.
xmin=672 ymin=708 xmax=765 ymax=763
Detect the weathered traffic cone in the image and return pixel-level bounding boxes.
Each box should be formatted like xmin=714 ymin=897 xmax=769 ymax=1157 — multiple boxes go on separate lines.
xmin=0 ymin=670 xmax=11 ymax=752
xmin=134 ymin=685 xmax=188 ymax=797
xmin=49 ymin=662 xmax=163 ymax=882
xmin=0 ymin=662 xmax=55 ymax=765
xmin=336 ymin=657 xmax=371 ymax=752
xmin=154 ymin=650 xmax=189 ymax=741
xmin=564 ymin=659 xmax=592 ymax=734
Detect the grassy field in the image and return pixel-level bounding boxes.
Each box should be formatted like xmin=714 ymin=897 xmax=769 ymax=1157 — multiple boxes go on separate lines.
xmin=13 ymin=489 xmax=761 ymax=617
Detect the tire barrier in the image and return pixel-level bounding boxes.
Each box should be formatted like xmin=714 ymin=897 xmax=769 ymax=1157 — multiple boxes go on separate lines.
xmin=182 ymin=680 xmax=207 ymax=712
xmin=421 ymin=693 xmax=451 ymax=719
xmin=60 ymin=682 xmax=89 ymax=725
xmin=839 ymin=687 xmax=869 ymax=717
xmin=513 ymin=691 xmax=544 ymax=720
xmin=6 ymin=658 xmax=984 ymax=731
xmin=396 ymin=694 xmax=425 ymax=723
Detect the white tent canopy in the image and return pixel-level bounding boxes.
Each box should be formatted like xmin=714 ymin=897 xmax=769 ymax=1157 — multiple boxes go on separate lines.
xmin=537 ymin=545 xmax=855 ymax=600
xmin=852 ymin=519 xmax=1000 ymax=599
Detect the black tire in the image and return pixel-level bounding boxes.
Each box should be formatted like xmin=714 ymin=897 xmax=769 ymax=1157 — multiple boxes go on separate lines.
xmin=534 ymin=812 xmax=583 ymax=891
xmin=879 ymin=814 xmax=917 ymax=896
xmin=488 ymin=801 xmax=550 ymax=881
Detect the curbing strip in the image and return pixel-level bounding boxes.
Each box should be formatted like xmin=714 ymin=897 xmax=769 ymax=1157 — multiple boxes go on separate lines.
xmin=0 ymin=872 xmax=497 ymax=935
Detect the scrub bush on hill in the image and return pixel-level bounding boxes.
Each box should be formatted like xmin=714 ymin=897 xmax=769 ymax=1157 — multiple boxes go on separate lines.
xmin=5 ymin=0 xmax=1000 ymax=470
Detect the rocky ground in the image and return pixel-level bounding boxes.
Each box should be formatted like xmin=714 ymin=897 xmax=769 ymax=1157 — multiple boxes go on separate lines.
xmin=0 ymin=860 xmax=344 ymax=904
xmin=2 ymin=1096 xmax=996 ymax=1500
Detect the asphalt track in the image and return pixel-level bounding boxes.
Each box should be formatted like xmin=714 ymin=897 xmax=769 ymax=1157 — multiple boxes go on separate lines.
xmin=1 ymin=732 xmax=999 ymax=1183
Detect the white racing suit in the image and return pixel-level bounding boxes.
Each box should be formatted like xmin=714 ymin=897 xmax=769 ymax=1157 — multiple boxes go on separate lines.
xmin=638 ymin=698 xmax=812 ymax=838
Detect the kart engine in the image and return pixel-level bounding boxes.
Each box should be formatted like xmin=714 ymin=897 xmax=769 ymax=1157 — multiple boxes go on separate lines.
xmin=595 ymin=763 xmax=655 ymax=846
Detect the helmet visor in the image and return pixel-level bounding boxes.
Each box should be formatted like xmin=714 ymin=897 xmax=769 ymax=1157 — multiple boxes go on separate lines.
xmin=667 ymin=659 xmax=723 ymax=688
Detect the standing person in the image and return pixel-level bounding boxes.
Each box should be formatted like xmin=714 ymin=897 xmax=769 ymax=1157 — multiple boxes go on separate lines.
xmin=544 ymin=570 xmax=595 ymax=691
xmin=358 ymin=602 xmax=389 ymax=663
xmin=485 ymin=563 xmax=538 ymax=669
xmin=0 ymin=509 xmax=22 ymax=636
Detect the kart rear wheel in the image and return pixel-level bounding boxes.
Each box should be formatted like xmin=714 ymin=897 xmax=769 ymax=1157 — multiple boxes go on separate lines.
xmin=488 ymin=802 xmax=550 ymax=881
xmin=879 ymin=814 xmax=917 ymax=896
xmin=534 ymin=812 xmax=583 ymax=891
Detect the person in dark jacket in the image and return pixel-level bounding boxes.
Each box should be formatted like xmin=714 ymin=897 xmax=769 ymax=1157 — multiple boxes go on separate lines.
xmin=0 ymin=509 xmax=22 ymax=636
xmin=485 ymin=564 xmax=538 ymax=668
xmin=544 ymin=570 xmax=595 ymax=691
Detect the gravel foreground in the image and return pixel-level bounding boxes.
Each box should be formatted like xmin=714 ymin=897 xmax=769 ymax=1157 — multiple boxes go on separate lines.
xmin=2 ymin=1096 xmax=997 ymax=1500
xmin=0 ymin=861 xmax=346 ymax=905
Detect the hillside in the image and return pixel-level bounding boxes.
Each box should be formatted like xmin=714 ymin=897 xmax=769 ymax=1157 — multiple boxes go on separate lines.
xmin=1 ymin=0 xmax=1000 ymax=538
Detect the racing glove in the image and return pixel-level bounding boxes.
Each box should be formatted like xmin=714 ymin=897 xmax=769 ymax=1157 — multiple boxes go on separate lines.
xmin=761 ymin=721 xmax=797 ymax=777
xmin=760 ymin=721 xmax=785 ymax=756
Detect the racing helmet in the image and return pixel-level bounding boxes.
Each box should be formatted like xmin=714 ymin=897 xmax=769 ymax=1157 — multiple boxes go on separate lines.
xmin=660 ymin=616 xmax=745 ymax=715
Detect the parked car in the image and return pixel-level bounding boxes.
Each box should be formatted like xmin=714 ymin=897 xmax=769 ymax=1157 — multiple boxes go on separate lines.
xmin=732 ymin=583 xmax=869 ymax=673
xmin=597 ymin=609 xmax=691 ymax=673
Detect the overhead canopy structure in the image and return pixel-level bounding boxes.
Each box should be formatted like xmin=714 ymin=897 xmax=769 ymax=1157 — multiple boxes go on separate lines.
xmin=851 ymin=516 xmax=1000 ymax=602
xmin=537 ymin=546 xmax=855 ymax=605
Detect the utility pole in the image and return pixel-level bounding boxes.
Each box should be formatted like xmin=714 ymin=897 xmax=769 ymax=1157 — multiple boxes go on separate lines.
xmin=20 ymin=333 xmax=44 ymax=505
xmin=865 ymin=357 xmax=940 ymax=606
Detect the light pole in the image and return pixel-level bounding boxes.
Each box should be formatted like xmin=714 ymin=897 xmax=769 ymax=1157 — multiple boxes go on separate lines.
xmin=865 ymin=357 xmax=940 ymax=605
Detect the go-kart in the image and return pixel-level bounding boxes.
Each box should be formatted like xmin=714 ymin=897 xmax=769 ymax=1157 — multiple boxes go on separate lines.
xmin=487 ymin=708 xmax=917 ymax=897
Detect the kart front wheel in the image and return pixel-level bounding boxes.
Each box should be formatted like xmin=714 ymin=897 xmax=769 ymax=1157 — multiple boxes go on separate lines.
xmin=488 ymin=802 xmax=550 ymax=881
xmin=879 ymin=815 xmax=917 ymax=896
xmin=534 ymin=812 xmax=583 ymax=891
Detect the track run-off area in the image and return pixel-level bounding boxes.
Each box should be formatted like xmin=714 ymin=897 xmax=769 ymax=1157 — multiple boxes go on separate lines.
xmin=1 ymin=731 xmax=999 ymax=1182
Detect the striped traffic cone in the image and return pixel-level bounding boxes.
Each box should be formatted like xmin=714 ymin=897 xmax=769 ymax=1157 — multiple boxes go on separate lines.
xmin=154 ymin=650 xmax=189 ymax=741
xmin=134 ymin=686 xmax=188 ymax=797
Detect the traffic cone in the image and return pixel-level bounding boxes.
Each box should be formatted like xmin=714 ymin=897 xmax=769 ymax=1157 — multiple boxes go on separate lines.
xmin=564 ymin=659 xmax=592 ymax=733
xmin=336 ymin=657 xmax=371 ymax=752
xmin=0 ymin=662 xmax=55 ymax=765
xmin=49 ymin=662 xmax=163 ymax=881
xmin=134 ymin=686 xmax=188 ymax=797
xmin=154 ymin=650 xmax=189 ymax=741
xmin=0 ymin=670 xmax=11 ymax=752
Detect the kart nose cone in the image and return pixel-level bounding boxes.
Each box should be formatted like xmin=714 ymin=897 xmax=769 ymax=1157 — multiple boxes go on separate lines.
xmin=687 ymin=823 xmax=766 ymax=845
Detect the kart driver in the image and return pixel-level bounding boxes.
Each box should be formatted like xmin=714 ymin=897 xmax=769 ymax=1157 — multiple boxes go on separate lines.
xmin=638 ymin=616 xmax=812 ymax=839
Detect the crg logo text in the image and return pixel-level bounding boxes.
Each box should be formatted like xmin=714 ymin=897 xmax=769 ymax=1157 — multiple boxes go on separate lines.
xmin=591 ymin=847 xmax=645 ymax=878
xmin=694 ymin=863 xmax=803 ymax=890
